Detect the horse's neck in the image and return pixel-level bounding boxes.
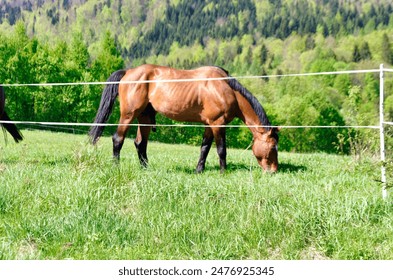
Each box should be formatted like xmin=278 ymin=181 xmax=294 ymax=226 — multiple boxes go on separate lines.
xmin=234 ymin=92 xmax=266 ymax=136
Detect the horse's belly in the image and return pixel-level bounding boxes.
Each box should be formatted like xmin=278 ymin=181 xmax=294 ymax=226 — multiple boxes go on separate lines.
xmin=149 ymin=84 xmax=233 ymax=124
xmin=154 ymin=102 xmax=205 ymax=123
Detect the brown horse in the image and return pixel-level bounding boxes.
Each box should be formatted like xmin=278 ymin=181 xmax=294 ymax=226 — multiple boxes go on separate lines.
xmin=89 ymin=64 xmax=279 ymax=172
xmin=0 ymin=85 xmax=23 ymax=143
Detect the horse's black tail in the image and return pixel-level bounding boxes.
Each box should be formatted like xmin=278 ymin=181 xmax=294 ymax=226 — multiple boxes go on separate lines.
xmin=89 ymin=69 xmax=127 ymax=144
xmin=1 ymin=112 xmax=23 ymax=143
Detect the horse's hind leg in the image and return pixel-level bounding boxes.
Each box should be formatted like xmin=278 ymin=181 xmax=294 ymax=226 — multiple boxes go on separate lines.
xmin=141 ymin=103 xmax=157 ymax=132
xmin=134 ymin=115 xmax=153 ymax=167
xmin=196 ymin=127 xmax=214 ymax=173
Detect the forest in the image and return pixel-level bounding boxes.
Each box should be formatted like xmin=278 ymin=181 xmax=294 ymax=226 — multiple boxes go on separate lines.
xmin=1 ymin=0 xmax=393 ymax=155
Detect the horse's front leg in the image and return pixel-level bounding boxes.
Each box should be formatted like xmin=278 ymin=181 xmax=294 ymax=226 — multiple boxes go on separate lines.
xmin=196 ymin=127 xmax=214 ymax=173
xmin=134 ymin=115 xmax=153 ymax=167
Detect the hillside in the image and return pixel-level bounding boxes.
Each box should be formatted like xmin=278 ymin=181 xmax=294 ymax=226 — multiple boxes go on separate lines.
xmin=1 ymin=0 xmax=393 ymax=65
xmin=0 ymin=0 xmax=393 ymax=156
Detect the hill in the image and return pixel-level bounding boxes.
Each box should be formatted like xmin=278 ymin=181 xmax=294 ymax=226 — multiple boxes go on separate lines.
xmin=0 ymin=0 xmax=393 ymax=156
xmin=1 ymin=0 xmax=393 ymax=65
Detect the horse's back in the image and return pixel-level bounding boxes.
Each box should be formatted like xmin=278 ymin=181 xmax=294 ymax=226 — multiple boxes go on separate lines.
xmin=123 ymin=64 xmax=227 ymax=79
xmin=126 ymin=65 xmax=235 ymax=124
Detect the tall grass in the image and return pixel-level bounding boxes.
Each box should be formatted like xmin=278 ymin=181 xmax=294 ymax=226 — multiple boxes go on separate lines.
xmin=0 ymin=130 xmax=392 ymax=260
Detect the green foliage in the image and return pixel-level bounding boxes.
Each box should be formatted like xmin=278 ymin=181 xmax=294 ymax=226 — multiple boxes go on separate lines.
xmin=341 ymin=82 xmax=380 ymax=159
xmin=91 ymin=31 xmax=124 ymax=82
xmin=382 ymin=33 xmax=393 ymax=64
xmin=360 ymin=42 xmax=372 ymax=60
xmin=352 ymin=45 xmax=361 ymax=63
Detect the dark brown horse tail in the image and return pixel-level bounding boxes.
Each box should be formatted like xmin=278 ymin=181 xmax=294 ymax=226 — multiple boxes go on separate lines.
xmin=1 ymin=112 xmax=23 ymax=143
xmin=89 ymin=69 xmax=127 ymax=144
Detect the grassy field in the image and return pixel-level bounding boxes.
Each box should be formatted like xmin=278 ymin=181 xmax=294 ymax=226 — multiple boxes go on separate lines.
xmin=0 ymin=129 xmax=392 ymax=260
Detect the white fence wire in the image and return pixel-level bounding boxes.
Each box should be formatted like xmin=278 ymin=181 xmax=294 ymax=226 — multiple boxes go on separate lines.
xmin=0 ymin=68 xmax=384 ymax=88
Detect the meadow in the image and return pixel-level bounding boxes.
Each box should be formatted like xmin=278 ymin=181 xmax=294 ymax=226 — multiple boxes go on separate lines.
xmin=0 ymin=129 xmax=392 ymax=260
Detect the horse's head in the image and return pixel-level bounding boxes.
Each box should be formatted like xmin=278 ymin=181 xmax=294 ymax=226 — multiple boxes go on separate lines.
xmin=252 ymin=127 xmax=280 ymax=172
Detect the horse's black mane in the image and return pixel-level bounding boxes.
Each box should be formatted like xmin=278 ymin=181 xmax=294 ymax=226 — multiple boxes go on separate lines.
xmin=215 ymin=66 xmax=271 ymax=129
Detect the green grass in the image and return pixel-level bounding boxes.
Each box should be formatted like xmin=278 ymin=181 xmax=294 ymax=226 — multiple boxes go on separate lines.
xmin=0 ymin=130 xmax=392 ymax=260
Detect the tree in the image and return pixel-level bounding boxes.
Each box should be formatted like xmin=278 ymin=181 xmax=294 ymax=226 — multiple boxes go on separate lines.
xmin=352 ymin=44 xmax=361 ymax=62
xmin=260 ymin=43 xmax=268 ymax=65
xmin=382 ymin=33 xmax=393 ymax=65
xmin=68 ymin=32 xmax=89 ymax=73
xmin=4 ymin=21 xmax=38 ymax=120
xmin=305 ymin=34 xmax=315 ymax=50
xmin=359 ymin=42 xmax=372 ymax=60
xmin=91 ymin=31 xmax=124 ymax=82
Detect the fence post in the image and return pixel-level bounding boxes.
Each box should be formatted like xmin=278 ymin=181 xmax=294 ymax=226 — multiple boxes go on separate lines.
xmin=379 ymin=64 xmax=387 ymax=199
